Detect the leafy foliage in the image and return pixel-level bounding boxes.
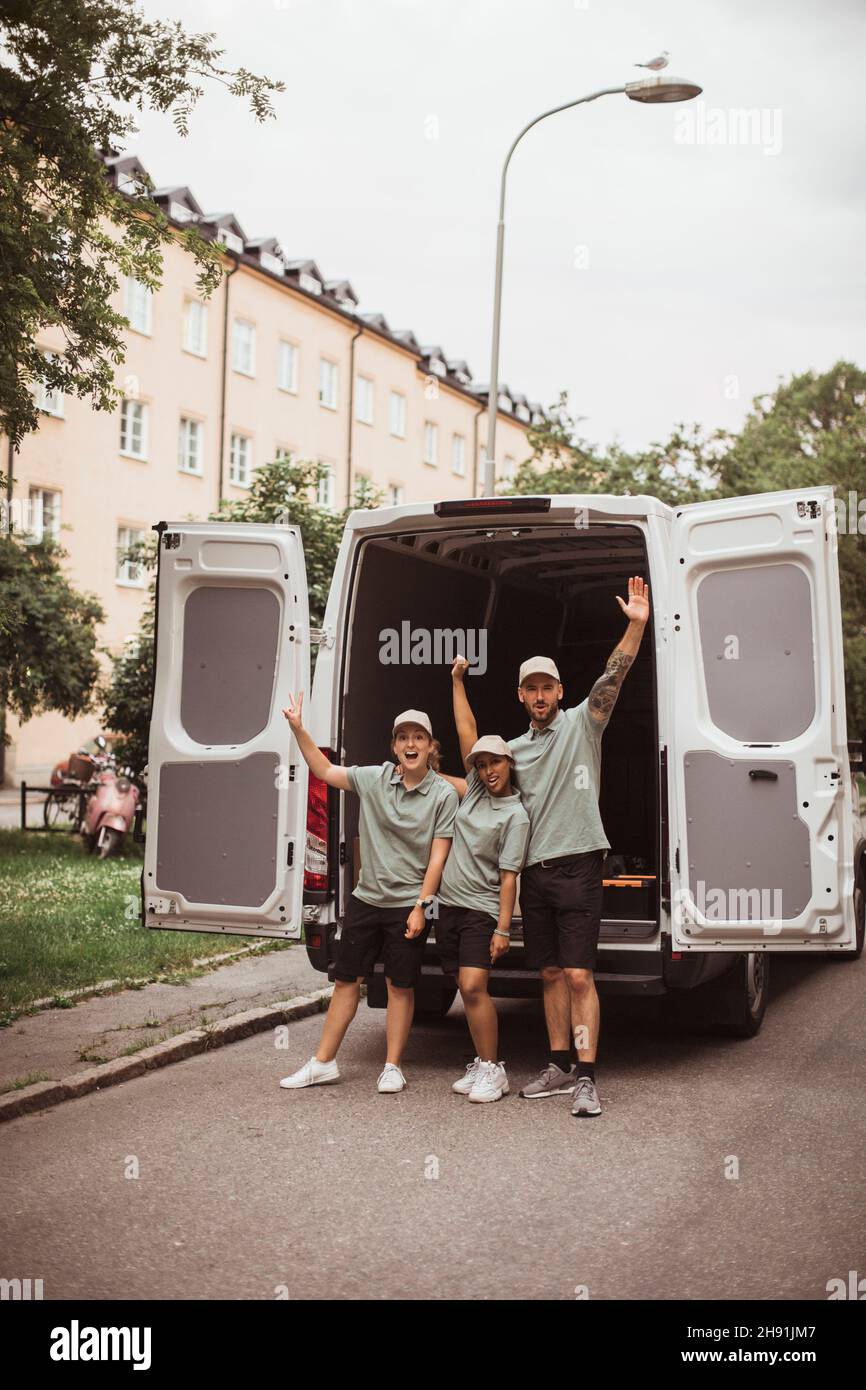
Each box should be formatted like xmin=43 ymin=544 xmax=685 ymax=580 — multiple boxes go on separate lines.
xmin=0 ymin=535 xmax=105 ymax=750
xmin=0 ymin=0 xmax=283 ymax=446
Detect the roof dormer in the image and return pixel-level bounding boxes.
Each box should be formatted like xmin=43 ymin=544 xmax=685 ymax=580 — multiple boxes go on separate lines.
xmin=421 ymin=345 xmax=448 ymax=378
xmin=200 ymin=212 xmax=248 ymax=255
xmin=152 ymin=186 xmax=203 ymax=225
xmin=325 ymin=279 xmax=359 ymax=310
xmin=104 ymin=155 xmax=150 ymax=197
xmin=245 ymin=236 xmax=285 ymax=276
xmin=392 ymin=329 xmax=421 ymax=354
xmin=446 ymin=358 xmax=473 ymax=385
xmin=285 ymin=259 xmax=324 ymax=295
xmin=360 ymin=311 xmax=390 ymax=335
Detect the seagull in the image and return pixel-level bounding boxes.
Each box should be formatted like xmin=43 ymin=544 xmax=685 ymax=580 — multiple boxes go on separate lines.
xmin=635 ymin=50 xmax=670 ymax=71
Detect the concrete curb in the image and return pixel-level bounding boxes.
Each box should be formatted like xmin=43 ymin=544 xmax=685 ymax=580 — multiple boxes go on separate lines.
xmin=0 ymin=987 xmax=333 ymax=1124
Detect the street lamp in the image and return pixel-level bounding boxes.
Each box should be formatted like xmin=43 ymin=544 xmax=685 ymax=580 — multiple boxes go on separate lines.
xmin=483 ymin=72 xmax=703 ymax=497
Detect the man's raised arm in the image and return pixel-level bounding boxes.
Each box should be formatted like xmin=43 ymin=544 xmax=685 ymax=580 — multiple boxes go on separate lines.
xmin=587 ymin=576 xmax=650 ymax=724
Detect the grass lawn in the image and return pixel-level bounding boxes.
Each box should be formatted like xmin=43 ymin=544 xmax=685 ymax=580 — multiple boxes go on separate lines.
xmin=0 ymin=828 xmax=287 ymax=1022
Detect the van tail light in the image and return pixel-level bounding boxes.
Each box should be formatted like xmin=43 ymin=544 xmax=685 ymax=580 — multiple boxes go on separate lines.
xmin=304 ymin=749 xmax=333 ymax=892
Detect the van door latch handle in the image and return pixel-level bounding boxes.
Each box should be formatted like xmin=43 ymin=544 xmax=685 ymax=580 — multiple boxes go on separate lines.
xmin=310 ymin=627 xmax=335 ymax=649
xmin=748 ymin=769 xmax=778 ymax=781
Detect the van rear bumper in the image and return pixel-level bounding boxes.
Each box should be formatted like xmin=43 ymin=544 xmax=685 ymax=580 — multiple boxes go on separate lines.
xmin=333 ymin=950 xmax=668 ymax=997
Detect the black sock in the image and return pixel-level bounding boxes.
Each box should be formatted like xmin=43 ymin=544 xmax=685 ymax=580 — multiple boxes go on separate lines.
xmin=576 ymin=1061 xmax=596 ymax=1082
xmin=549 ymin=1050 xmax=572 ymax=1073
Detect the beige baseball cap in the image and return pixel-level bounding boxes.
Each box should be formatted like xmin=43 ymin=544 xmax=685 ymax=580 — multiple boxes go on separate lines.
xmin=392 ymin=709 xmax=433 ymax=737
xmin=518 ymin=655 xmax=561 ymax=685
xmin=466 ymin=735 xmax=514 ymax=768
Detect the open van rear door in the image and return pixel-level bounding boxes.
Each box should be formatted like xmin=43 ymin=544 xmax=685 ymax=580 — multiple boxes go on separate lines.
xmin=668 ymin=487 xmax=857 ymax=950
xmin=143 ymin=522 xmax=309 ymax=939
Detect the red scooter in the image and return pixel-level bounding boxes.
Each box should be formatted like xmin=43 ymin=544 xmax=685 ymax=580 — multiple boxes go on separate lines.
xmin=81 ymin=753 xmax=140 ymax=859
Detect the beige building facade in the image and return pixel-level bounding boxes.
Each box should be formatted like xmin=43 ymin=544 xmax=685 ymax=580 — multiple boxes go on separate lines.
xmin=3 ymin=154 xmax=542 ymax=784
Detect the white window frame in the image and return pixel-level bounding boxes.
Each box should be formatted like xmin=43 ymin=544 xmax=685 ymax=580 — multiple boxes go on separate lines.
xmin=119 ymin=399 xmax=149 ymax=461
xmin=229 ymin=432 xmax=252 ymax=488
xmin=27 ymin=486 xmax=62 ymax=543
xmin=116 ymin=525 xmax=146 ymax=588
xmin=124 ymin=277 xmax=153 ymax=336
xmin=178 ymin=417 xmax=204 ymax=475
xmin=182 ymin=299 xmax=207 ymax=357
xmin=389 ymin=390 xmax=407 ymax=439
xmin=355 ymin=374 xmax=374 ymax=425
xmin=278 ymin=340 xmax=299 ymax=395
xmin=423 ymin=421 xmax=438 ymax=467
xmin=316 ymin=462 xmax=336 ymax=509
xmin=388 ymin=483 xmax=405 ymax=507
xmin=451 ymin=433 xmax=466 ymax=477
xmin=319 ymin=358 xmax=338 ymax=410
xmin=232 ymin=318 xmax=256 ymax=377
xmin=36 ymin=354 xmax=64 ymax=419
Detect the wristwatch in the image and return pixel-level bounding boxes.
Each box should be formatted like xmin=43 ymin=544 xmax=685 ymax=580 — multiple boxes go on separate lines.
xmin=415 ymin=896 xmax=431 ymax=910
xmin=493 ymin=928 xmax=510 ymax=939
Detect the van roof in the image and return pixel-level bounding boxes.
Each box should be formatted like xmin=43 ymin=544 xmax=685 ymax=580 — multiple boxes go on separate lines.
xmin=345 ymin=493 xmax=673 ymax=532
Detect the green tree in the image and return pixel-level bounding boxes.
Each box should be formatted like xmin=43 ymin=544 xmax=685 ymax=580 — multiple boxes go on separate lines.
xmin=0 ymin=0 xmax=283 ymax=447
xmin=101 ymin=458 xmax=381 ymax=775
xmin=509 ymin=391 xmax=719 ymax=508
xmin=0 ymin=534 xmax=105 ymax=776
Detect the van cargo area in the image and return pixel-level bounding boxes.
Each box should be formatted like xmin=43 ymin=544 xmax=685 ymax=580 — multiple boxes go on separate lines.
xmin=339 ymin=522 xmax=659 ymax=948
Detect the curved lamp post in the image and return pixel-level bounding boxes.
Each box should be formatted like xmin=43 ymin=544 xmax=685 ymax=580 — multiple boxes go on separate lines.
xmin=483 ymin=72 xmax=703 ymax=496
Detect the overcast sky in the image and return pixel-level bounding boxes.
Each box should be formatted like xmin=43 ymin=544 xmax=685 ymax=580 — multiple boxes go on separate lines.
xmin=131 ymin=0 xmax=866 ymax=451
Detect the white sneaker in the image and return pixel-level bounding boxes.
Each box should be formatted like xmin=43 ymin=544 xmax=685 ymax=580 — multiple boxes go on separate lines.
xmin=468 ymin=1060 xmax=509 ymax=1103
xmin=452 ymin=1057 xmax=482 ymax=1094
xmin=279 ymin=1056 xmax=340 ymax=1089
xmin=377 ymin=1063 xmax=406 ymax=1093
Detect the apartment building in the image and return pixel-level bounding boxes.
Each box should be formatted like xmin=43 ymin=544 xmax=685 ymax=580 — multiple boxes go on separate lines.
xmin=3 ymin=152 xmax=543 ymax=784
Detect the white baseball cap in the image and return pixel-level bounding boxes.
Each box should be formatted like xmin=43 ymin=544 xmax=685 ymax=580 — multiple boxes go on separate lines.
xmin=392 ymin=709 xmax=433 ymax=737
xmin=518 ymin=656 xmax=561 ymax=685
xmin=466 ymin=735 xmax=514 ymax=768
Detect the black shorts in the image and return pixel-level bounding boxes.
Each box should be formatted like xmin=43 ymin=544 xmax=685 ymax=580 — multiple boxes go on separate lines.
xmin=519 ymin=851 xmax=604 ymax=971
xmin=333 ymin=893 xmax=429 ymax=989
xmin=435 ymin=902 xmax=498 ymax=975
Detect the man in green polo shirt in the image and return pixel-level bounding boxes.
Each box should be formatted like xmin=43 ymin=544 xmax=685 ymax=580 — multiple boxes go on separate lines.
xmin=452 ymin=575 xmax=650 ymax=1118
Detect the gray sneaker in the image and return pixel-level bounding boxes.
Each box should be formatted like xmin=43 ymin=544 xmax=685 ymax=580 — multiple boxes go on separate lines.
xmin=571 ymin=1075 xmax=602 ymax=1117
xmin=519 ymin=1062 xmax=577 ymax=1098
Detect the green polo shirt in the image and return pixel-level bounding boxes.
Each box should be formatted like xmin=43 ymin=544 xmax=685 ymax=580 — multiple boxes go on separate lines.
xmin=437 ymin=768 xmax=530 ymax=920
xmin=344 ymin=761 xmax=458 ymax=908
xmin=508 ymin=699 xmax=610 ymax=866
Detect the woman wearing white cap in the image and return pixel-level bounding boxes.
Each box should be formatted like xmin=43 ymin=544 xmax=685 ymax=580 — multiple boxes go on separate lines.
xmin=435 ymin=657 xmax=530 ymax=1103
xmin=278 ymin=695 xmax=458 ymax=1094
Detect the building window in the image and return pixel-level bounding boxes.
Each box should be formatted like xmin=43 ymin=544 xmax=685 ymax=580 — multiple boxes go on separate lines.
xmin=183 ymin=300 xmax=207 ymax=357
xmin=278 ymin=341 xmax=299 ymax=394
xmin=178 ymin=417 xmax=204 ymax=475
xmin=229 ymin=433 xmax=252 ymax=487
xmin=124 ymin=277 xmax=152 ymax=335
xmin=423 ymin=421 xmax=438 ymax=467
xmin=232 ymin=319 xmax=256 ymax=377
xmin=27 ymin=487 xmax=61 ymax=543
xmin=451 ymin=434 xmax=466 ymax=477
xmin=355 ymin=375 xmax=374 ymax=425
xmin=119 ymin=399 xmax=149 ymax=460
xmin=36 ymin=354 xmax=64 ymax=418
xmin=388 ymin=483 xmax=405 ymax=507
xmin=504 ymin=454 xmax=516 ymax=483
xmin=116 ymin=525 xmax=146 ymax=587
xmin=389 ymin=391 xmax=407 ymax=438
xmin=299 ymin=271 xmax=322 ymax=295
xmin=274 ymin=444 xmax=294 ymax=463
xmin=316 ymin=462 xmax=335 ymax=509
xmin=319 ymin=358 xmax=338 ymax=410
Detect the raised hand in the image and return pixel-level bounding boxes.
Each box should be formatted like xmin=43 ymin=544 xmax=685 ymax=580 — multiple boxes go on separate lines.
xmin=282 ymin=691 xmax=304 ymax=733
xmin=451 ymin=655 xmax=470 ymax=680
xmin=616 ymin=576 xmax=650 ymax=625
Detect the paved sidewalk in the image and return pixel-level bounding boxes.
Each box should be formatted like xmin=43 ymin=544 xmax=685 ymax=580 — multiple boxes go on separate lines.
xmin=0 ymin=945 xmax=325 ymax=1094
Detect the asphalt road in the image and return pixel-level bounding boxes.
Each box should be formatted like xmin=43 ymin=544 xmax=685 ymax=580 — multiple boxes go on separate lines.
xmin=1 ymin=952 xmax=864 ymax=1301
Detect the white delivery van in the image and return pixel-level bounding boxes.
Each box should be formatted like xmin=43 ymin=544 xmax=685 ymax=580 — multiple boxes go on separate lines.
xmin=143 ymin=487 xmax=865 ymax=1037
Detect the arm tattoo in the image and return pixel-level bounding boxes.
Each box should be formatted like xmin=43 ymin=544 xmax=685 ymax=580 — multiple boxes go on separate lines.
xmin=588 ymin=647 xmax=634 ymax=721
